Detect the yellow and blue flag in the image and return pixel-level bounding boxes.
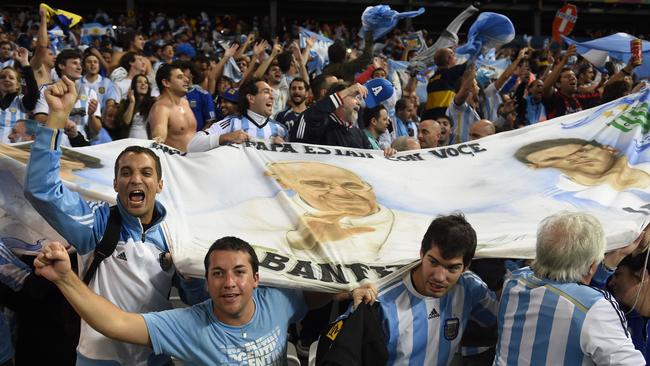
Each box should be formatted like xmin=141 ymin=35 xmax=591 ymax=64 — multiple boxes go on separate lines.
xmin=40 ymin=3 xmax=82 ymax=32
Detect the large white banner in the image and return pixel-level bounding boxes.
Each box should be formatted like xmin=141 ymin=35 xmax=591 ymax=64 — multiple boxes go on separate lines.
xmin=2 ymin=89 xmax=650 ymax=291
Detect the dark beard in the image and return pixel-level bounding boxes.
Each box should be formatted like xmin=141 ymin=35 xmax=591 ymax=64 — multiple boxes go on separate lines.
xmin=291 ymin=96 xmax=305 ymax=106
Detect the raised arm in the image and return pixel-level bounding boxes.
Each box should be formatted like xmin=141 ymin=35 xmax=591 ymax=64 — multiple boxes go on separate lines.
xmin=30 ymin=5 xmax=50 ymax=71
xmin=301 ymin=36 xmax=315 ymax=67
xmin=291 ymin=83 xmax=368 ymax=142
xmin=253 ymin=42 xmax=282 ymax=79
xmin=291 ymin=42 xmax=309 ymax=83
xmin=209 ymin=44 xmax=239 ymax=94
xmin=234 ymin=33 xmax=255 ymax=60
xmin=340 ymin=32 xmax=374 ymax=76
xmin=542 ymin=44 xmax=576 ymax=99
xmin=24 ymin=77 xmax=109 ymax=254
xmin=15 ymin=48 xmax=39 ymax=111
xmin=239 ymin=40 xmax=267 ymax=85
xmin=604 ymin=54 xmax=642 ymax=88
xmin=494 ymin=47 xmax=528 ymax=91
xmin=35 ymin=241 xmax=150 ymax=346
xmin=117 ymin=92 xmax=136 ymax=127
xmin=453 ymin=63 xmax=477 ymax=105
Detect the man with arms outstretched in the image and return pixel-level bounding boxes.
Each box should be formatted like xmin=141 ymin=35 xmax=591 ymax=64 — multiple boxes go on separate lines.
xmin=34 ymin=236 xmax=376 ymax=365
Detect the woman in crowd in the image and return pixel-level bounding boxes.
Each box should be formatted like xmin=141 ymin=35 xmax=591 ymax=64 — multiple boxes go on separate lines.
xmin=115 ymin=73 xmax=155 ymax=139
xmin=0 ymin=48 xmax=38 ymax=143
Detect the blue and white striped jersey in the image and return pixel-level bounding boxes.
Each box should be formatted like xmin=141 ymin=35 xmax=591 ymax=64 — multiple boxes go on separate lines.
xmin=0 ymin=95 xmax=29 ymax=143
xmin=481 ymin=82 xmax=502 ymax=123
xmin=205 ymin=109 xmax=287 ymax=142
xmin=495 ymin=267 xmax=644 ymax=366
xmin=77 ymin=75 xmax=119 ymax=110
xmin=34 ymin=84 xmax=101 ymax=138
xmin=377 ymin=268 xmax=498 ymax=366
xmin=0 ymin=59 xmax=14 ymax=69
xmin=446 ymin=101 xmax=480 ymax=145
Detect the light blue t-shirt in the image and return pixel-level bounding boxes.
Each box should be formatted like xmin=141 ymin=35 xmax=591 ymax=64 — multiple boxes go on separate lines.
xmin=143 ymin=287 xmax=307 ymax=365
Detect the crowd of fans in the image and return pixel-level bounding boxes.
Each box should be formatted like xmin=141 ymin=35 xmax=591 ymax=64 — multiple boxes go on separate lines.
xmin=1 ymin=3 xmax=650 ymax=366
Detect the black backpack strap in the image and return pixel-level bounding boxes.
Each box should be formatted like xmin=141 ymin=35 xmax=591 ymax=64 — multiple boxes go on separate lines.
xmin=82 ymin=205 xmax=122 ymax=285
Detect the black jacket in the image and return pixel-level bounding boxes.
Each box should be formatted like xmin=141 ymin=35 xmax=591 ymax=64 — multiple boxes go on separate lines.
xmin=290 ymin=93 xmax=371 ymax=149
xmin=315 ymin=302 xmax=388 ymax=366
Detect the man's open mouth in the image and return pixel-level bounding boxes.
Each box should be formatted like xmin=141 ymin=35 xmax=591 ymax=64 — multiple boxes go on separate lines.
xmin=129 ymin=190 xmax=145 ymax=203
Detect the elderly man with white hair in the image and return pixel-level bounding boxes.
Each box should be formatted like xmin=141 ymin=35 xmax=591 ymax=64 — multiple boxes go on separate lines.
xmin=494 ymin=211 xmax=644 ymax=365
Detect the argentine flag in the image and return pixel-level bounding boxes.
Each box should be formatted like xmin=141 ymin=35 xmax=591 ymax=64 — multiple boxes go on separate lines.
xmin=563 ymin=33 xmax=650 ymax=79
xmin=299 ymin=28 xmax=333 ymax=75
xmin=81 ymin=23 xmax=112 ymax=44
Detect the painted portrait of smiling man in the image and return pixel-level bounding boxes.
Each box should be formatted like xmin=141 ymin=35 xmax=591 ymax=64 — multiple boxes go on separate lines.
xmin=194 ymin=159 xmax=431 ymax=262
xmin=514 ymin=138 xmax=650 ymax=212
xmin=266 ymin=161 xmax=430 ymax=253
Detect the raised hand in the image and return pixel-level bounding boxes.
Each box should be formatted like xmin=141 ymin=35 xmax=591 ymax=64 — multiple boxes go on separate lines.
xmin=224 ymin=43 xmax=239 ymax=58
xmin=253 ymin=40 xmax=269 ymax=59
xmin=88 ymin=99 xmax=98 ymax=117
xmin=13 ymin=47 xmax=29 ymax=66
xmin=34 ymin=241 xmax=72 ymax=283
xmin=45 ymin=76 xmax=78 ymax=128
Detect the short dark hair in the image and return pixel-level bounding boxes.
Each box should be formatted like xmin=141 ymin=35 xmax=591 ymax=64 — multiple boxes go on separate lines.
xmin=290 ymin=77 xmax=309 ymax=90
xmin=371 ymin=67 xmax=386 ymax=77
xmin=328 ymin=40 xmax=346 ymax=64
xmin=395 ymin=98 xmax=412 ymax=113
xmin=161 ymin=43 xmax=174 ymax=52
xmin=558 ymin=67 xmax=575 ymax=82
xmin=155 ymin=62 xmax=181 ymax=92
xmin=420 ymin=214 xmax=477 ymax=266
xmin=238 ymin=77 xmax=264 ymax=114
xmin=203 ymin=236 xmax=259 ymax=277
xmin=514 ymin=138 xmax=603 ymax=164
xmin=176 ymin=60 xmax=199 ymax=83
xmin=577 ymin=63 xmax=593 ymax=79
xmin=82 ymin=52 xmax=100 ymax=64
xmin=310 ymin=74 xmax=334 ymax=100
xmin=82 ymin=52 xmax=101 ymax=74
xmin=276 ymin=51 xmax=293 ymax=73
xmin=114 ymin=146 xmax=162 ymax=181
xmin=362 ymin=104 xmax=386 ymax=129
xmin=55 ymin=49 xmax=82 ymax=77
xmin=601 ymin=80 xmax=631 ymax=104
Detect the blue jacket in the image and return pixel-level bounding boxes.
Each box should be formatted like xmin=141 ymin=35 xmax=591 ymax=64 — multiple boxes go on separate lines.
xmin=24 ymin=125 xmax=206 ymax=365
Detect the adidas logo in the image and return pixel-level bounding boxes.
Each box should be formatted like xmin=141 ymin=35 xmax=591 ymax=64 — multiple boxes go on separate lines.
xmin=116 ymin=252 xmax=127 ymax=261
xmin=428 ymin=308 xmax=440 ymax=319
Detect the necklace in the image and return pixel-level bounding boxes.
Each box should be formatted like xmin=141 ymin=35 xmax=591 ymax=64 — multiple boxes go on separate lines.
xmin=171 ymin=97 xmax=185 ymax=114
